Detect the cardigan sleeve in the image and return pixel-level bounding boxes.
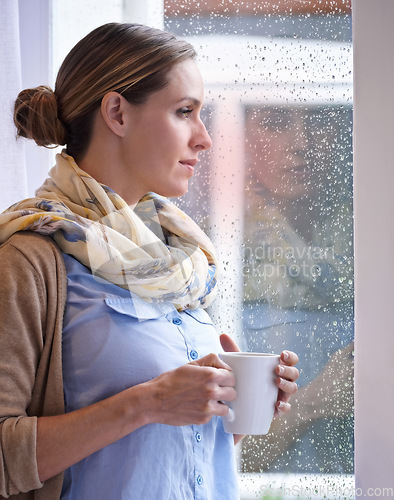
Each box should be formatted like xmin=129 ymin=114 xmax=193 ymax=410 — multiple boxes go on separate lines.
xmin=0 ymin=233 xmax=66 ymax=498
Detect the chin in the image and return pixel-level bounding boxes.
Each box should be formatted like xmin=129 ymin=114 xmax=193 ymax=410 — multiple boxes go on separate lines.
xmin=159 ymin=184 xmax=189 ymax=199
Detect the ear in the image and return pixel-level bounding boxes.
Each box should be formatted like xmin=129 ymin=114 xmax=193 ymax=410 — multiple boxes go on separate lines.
xmin=100 ymin=92 xmax=129 ymax=137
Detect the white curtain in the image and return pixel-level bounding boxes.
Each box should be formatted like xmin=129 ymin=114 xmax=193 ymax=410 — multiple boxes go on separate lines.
xmin=0 ymin=0 xmax=28 ymax=212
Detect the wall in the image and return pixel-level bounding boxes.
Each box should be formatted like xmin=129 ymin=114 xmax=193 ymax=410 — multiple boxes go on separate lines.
xmin=353 ymin=0 xmax=394 ymax=495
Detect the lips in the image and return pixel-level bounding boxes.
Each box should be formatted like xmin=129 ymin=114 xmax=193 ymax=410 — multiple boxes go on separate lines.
xmin=285 ymin=163 xmax=310 ymax=174
xmin=179 ymin=159 xmax=197 ymax=167
xmin=282 ymin=164 xmax=311 ymax=184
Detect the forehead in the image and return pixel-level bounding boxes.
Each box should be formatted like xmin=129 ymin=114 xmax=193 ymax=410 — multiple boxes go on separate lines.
xmin=154 ymin=59 xmax=205 ymax=104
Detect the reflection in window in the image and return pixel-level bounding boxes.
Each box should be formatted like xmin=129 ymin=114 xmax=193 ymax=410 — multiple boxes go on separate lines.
xmin=242 ymin=104 xmax=354 ymax=474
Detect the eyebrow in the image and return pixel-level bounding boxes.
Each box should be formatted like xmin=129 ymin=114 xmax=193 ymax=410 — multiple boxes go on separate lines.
xmin=176 ymin=97 xmax=202 ymax=107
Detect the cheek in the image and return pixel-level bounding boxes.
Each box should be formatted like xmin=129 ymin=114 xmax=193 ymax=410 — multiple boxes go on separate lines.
xmin=139 ymin=115 xmax=172 ymax=146
xmin=153 ymin=125 xmax=183 ymax=155
xmin=252 ymin=167 xmax=280 ymax=193
xmin=248 ymin=130 xmax=286 ymax=158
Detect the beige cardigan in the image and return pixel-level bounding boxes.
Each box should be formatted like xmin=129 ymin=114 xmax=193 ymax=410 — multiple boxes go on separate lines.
xmin=0 ymin=232 xmax=67 ymax=499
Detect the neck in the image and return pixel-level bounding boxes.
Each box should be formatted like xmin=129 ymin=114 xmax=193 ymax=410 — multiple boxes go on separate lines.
xmin=78 ymin=142 xmax=143 ymax=208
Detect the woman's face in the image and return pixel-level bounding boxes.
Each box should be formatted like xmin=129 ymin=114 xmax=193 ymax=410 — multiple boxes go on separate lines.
xmin=118 ymin=58 xmax=212 ymax=204
xmin=245 ymin=107 xmax=333 ymax=201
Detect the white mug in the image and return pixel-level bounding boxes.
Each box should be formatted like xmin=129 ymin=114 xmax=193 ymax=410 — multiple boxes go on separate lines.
xmin=219 ymin=352 xmax=280 ymax=435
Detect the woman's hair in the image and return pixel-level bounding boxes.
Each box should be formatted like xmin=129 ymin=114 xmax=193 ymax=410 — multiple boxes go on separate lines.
xmin=14 ymin=23 xmax=196 ymax=160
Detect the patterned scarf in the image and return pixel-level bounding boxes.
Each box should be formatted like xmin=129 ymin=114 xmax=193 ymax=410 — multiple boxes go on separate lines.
xmin=0 ymin=151 xmax=218 ymax=310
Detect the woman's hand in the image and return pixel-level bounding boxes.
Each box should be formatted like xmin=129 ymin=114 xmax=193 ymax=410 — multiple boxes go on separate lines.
xmin=144 ymin=354 xmax=236 ymax=426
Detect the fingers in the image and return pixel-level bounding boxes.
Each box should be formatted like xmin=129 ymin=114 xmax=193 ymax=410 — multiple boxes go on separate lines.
xmin=217 ymin=386 xmax=237 ymax=404
xmin=274 ymin=353 xmax=299 ymax=417
xmin=280 ymin=350 xmax=299 ymax=367
xmin=276 ymin=362 xmax=298 ymax=399
xmin=193 ymin=352 xmax=230 ymax=370
xmin=275 ymin=400 xmax=292 ymax=414
xmin=191 ymin=355 xmax=237 ymax=419
xmin=276 ymin=350 xmax=299 ymax=400
xmin=276 ymin=375 xmax=298 ymax=396
xmin=274 ymin=386 xmax=297 ymax=417
xmin=191 ymin=365 xmax=237 ymax=421
xmin=219 ymin=333 xmax=240 ymax=353
xmin=188 ymin=356 xmax=237 ymax=402
xmin=276 ymin=363 xmax=299 ymax=383
xmin=276 ymin=356 xmax=299 ymax=396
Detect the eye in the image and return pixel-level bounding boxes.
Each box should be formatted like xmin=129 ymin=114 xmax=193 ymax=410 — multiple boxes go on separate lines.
xmin=177 ymin=106 xmax=193 ymax=118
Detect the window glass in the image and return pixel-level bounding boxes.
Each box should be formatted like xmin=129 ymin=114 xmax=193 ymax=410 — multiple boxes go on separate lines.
xmin=166 ymin=1 xmax=354 ymax=498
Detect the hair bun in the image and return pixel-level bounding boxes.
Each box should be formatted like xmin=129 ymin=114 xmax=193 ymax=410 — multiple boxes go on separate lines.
xmin=14 ymin=85 xmax=66 ymax=147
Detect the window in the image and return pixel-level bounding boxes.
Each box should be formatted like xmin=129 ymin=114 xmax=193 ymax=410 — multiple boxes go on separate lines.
xmin=168 ymin=2 xmax=354 ymax=497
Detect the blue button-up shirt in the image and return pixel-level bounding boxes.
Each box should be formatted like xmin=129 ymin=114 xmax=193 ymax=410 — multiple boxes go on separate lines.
xmin=60 ymin=253 xmax=238 ymax=500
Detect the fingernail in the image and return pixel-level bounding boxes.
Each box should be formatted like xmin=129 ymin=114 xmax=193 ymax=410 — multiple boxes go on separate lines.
xmin=282 ymin=351 xmax=290 ymax=361
xmin=277 ymin=401 xmax=286 ymax=411
xmin=278 ymin=365 xmax=285 ymax=375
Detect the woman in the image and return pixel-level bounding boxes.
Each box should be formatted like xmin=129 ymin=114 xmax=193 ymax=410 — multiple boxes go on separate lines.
xmin=243 ymin=106 xmax=354 ymax=311
xmin=0 ymin=23 xmax=298 ymax=499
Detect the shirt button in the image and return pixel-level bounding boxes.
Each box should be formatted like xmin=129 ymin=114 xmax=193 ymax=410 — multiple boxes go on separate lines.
xmin=190 ymin=349 xmax=198 ymax=360
xmin=172 ymin=317 xmax=182 ymax=325
xmin=195 ymin=432 xmax=202 ymax=443
xmin=196 ymin=475 xmax=203 ymax=486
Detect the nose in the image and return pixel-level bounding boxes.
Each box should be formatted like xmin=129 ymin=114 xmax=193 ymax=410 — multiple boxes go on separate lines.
xmin=193 ymin=118 xmax=213 ymax=151
xmin=290 ymin=115 xmax=309 ymax=154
